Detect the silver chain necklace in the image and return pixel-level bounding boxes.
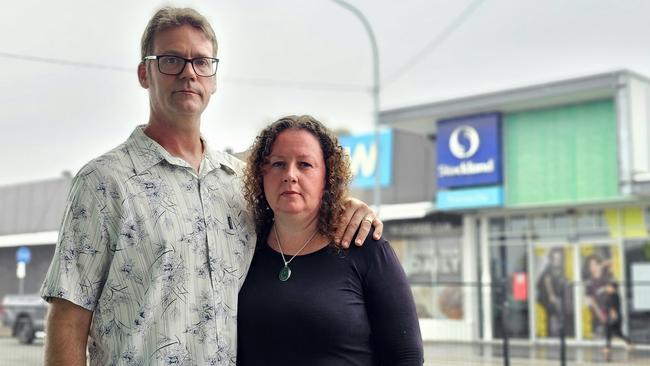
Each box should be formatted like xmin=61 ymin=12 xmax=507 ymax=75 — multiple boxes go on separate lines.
xmin=273 ymin=224 xmax=318 ymax=281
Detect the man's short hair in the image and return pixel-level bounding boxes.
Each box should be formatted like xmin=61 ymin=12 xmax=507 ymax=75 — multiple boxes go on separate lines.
xmin=141 ymin=7 xmax=218 ymax=60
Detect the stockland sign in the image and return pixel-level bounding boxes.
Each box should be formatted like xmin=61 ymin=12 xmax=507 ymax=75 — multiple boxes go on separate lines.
xmin=339 ymin=129 xmax=393 ymax=188
xmin=436 ymin=113 xmax=502 ymax=188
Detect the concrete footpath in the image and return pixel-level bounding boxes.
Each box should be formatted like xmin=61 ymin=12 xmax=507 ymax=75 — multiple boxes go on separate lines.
xmin=423 ymin=341 xmax=650 ymax=366
xmin=0 ymin=325 xmax=10 ymax=337
xmin=0 ymin=333 xmax=648 ymax=365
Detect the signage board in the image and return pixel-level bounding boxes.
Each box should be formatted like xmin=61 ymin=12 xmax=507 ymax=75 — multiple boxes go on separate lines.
xmin=436 ymin=186 xmax=503 ymax=210
xmin=513 ymin=272 xmax=528 ymax=301
xmin=16 ymin=246 xmax=31 ymax=264
xmin=436 ymin=113 xmax=502 ymax=188
xmin=339 ymin=129 xmax=393 ymax=188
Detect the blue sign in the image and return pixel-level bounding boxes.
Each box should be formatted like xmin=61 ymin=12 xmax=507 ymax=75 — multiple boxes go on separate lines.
xmin=436 ymin=113 xmax=502 ymax=188
xmin=437 ymin=186 xmax=504 ymax=210
xmin=339 ymin=129 xmax=393 ymax=188
xmin=16 ymin=246 xmax=31 ymax=264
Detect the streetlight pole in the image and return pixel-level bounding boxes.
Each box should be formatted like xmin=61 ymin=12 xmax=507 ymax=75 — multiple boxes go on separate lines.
xmin=331 ymin=0 xmax=382 ymax=215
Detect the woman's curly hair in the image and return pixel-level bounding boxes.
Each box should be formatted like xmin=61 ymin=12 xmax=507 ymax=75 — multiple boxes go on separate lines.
xmin=243 ymin=115 xmax=352 ymax=243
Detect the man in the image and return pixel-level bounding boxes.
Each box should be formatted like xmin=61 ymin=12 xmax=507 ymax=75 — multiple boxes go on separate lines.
xmin=603 ymin=282 xmax=633 ymax=354
xmin=41 ymin=7 xmax=381 ymax=365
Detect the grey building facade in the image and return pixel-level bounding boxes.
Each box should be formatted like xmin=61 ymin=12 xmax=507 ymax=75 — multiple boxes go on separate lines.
xmin=0 ymin=175 xmax=71 ymax=300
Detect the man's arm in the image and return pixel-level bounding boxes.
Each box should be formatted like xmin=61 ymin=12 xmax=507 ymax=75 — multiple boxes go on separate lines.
xmin=335 ymin=197 xmax=383 ymax=247
xmin=44 ymin=298 xmax=93 ymax=366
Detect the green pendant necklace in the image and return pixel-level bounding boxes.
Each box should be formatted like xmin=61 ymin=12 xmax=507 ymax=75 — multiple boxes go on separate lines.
xmin=274 ymin=225 xmax=317 ymax=282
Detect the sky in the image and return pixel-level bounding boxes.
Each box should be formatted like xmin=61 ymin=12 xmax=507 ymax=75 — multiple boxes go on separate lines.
xmin=1 ymin=0 xmax=649 ymax=187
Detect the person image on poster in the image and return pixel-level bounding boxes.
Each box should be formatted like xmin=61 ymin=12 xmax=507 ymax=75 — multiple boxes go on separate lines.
xmin=536 ymin=247 xmax=573 ymax=337
xmin=583 ymin=251 xmax=614 ymax=338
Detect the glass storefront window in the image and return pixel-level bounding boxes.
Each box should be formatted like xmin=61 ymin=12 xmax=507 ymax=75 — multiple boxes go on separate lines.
xmin=399 ymin=235 xmax=464 ymax=320
xmin=577 ymin=210 xmax=598 ymax=228
xmin=508 ymin=215 xmax=528 ymax=233
xmin=530 ymin=212 xmax=574 ymax=241
xmin=624 ymin=239 xmax=650 ymax=344
xmin=490 ymin=243 xmax=529 ymax=339
xmin=531 ymin=214 xmax=550 ymax=234
xmin=489 ymin=217 xmax=505 ymax=235
xmin=551 ymin=212 xmax=570 ymax=233
xmin=576 ymin=209 xmax=609 ymax=238
xmin=529 ymin=212 xmax=573 ymax=240
xmin=487 ymin=207 xmax=650 ymax=343
xmin=386 ymin=218 xmax=463 ymax=321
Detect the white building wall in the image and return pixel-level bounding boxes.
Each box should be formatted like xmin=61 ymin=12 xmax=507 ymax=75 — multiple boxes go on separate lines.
xmin=618 ymin=75 xmax=650 ymax=195
xmin=627 ymin=77 xmax=650 ymax=181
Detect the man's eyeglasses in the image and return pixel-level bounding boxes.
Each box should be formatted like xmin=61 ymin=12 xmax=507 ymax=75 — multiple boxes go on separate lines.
xmin=143 ymin=55 xmax=219 ymax=77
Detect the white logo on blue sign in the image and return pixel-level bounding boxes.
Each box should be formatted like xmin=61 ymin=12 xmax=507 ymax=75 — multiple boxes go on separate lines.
xmin=449 ymin=125 xmax=480 ymax=159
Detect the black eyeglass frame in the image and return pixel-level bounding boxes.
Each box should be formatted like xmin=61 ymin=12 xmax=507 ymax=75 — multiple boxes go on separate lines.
xmin=143 ymin=55 xmax=219 ymax=77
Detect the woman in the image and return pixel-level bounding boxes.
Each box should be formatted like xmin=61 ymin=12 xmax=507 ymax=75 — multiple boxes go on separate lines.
xmin=238 ymin=115 xmax=423 ymax=365
xmin=603 ymin=282 xmax=634 ymax=353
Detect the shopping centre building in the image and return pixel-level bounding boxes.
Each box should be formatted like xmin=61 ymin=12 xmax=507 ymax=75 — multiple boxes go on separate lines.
xmin=345 ymin=69 xmax=650 ymax=345
xmin=1 ymin=70 xmax=649 ymax=346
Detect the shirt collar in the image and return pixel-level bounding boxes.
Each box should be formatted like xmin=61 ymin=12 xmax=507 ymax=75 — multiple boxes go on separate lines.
xmin=126 ymin=125 xmax=237 ymax=176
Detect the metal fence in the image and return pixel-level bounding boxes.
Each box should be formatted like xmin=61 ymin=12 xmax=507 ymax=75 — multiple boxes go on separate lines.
xmin=416 ymin=280 xmax=650 ymax=366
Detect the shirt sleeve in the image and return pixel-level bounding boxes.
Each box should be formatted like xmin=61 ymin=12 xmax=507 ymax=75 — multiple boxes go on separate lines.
xmin=40 ymin=172 xmax=114 ymax=311
xmin=362 ymin=237 xmax=424 ymax=365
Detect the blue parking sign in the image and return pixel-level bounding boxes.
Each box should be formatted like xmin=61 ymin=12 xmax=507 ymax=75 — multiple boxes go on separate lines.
xmin=16 ymin=246 xmax=31 ymax=264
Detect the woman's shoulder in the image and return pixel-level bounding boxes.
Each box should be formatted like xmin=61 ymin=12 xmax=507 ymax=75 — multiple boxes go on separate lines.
xmin=345 ymin=231 xmax=392 ymax=259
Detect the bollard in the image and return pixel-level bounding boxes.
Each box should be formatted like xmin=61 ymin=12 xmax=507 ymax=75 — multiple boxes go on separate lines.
xmin=501 ymin=281 xmax=510 ymax=366
xmin=559 ymin=283 xmax=567 ymax=366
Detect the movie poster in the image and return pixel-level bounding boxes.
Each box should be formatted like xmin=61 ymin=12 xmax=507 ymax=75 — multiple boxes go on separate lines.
xmin=533 ymin=245 xmax=575 ymax=338
xmin=580 ymin=244 xmax=621 ymax=340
